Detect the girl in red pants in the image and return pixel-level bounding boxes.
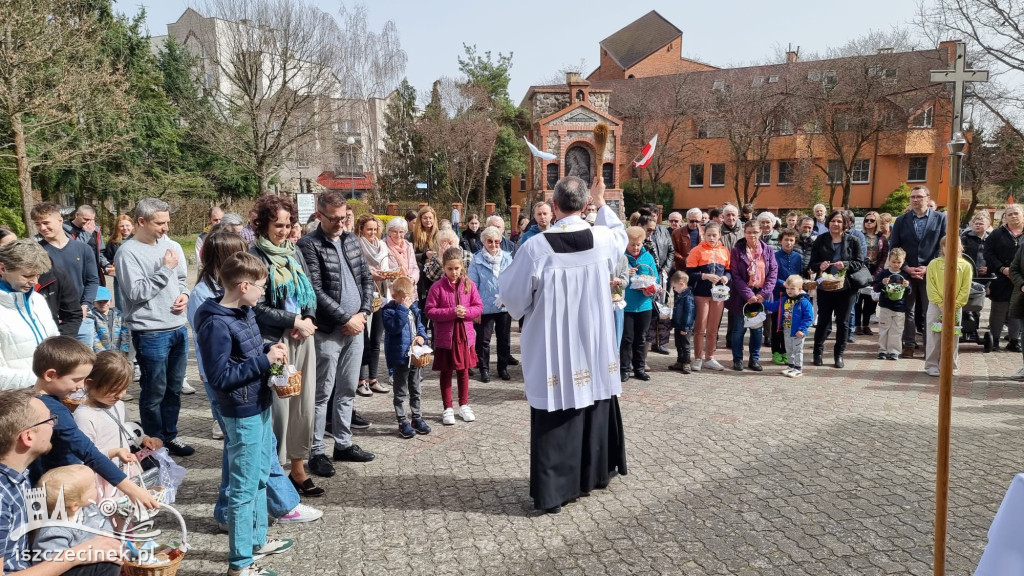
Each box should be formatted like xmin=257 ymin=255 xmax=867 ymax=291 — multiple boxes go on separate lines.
xmin=426 ymin=247 xmax=483 ymax=425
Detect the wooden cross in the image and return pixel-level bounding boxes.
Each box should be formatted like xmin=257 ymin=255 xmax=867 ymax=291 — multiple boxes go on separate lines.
xmin=930 ymin=42 xmax=989 ymax=137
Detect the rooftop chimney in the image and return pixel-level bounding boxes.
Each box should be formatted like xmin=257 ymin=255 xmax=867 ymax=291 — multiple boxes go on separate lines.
xmin=566 ymin=72 xmax=584 ymax=85
xmin=786 ymin=48 xmax=800 ymax=64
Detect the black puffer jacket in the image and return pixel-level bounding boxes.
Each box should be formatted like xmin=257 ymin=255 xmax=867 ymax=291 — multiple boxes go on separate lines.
xmin=248 ymin=244 xmax=317 ymax=341
xmin=297 ymin=228 xmax=374 ymax=335
xmin=983 ymin=225 xmax=1023 ymax=301
xmin=808 ymin=233 xmax=866 ymax=293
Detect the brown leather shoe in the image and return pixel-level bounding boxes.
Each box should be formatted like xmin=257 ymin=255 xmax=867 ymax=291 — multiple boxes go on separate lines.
xmin=900 ymin=347 xmax=915 ymax=359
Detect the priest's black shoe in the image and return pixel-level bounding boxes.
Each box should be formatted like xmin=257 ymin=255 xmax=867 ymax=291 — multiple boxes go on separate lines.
xmin=620 ymin=371 xmax=630 ymax=383
xmin=1009 ymin=340 xmax=1022 ymax=353
xmin=544 ymin=505 xmax=562 ymax=514
xmin=478 ymin=368 xmax=491 ymax=383
xmin=498 ymin=368 xmax=511 ymax=380
xmin=333 ymin=444 xmax=375 ymax=463
xmin=834 ymin=354 xmax=845 ymax=369
xmin=308 ymin=454 xmax=336 ymax=478
xmin=813 ymin=353 xmax=823 ymax=366
xmin=651 ymin=345 xmax=670 ymax=355
xmin=748 ymin=361 xmax=763 ymax=372
xmin=633 ymin=370 xmax=651 ymax=381
xmin=506 ymin=357 xmax=519 ymax=366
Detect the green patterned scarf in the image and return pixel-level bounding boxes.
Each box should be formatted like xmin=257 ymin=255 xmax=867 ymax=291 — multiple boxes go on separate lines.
xmin=255 ymin=236 xmax=316 ymax=310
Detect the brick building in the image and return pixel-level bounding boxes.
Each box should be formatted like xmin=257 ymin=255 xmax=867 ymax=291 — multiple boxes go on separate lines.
xmin=515 ymin=11 xmax=957 ymax=213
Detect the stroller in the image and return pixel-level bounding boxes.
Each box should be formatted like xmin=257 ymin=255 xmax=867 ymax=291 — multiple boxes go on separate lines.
xmin=961 ymin=254 xmax=996 ymax=352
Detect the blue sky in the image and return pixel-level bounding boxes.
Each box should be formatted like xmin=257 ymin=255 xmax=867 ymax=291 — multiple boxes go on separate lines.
xmin=115 ymin=1 xmax=925 ymax=102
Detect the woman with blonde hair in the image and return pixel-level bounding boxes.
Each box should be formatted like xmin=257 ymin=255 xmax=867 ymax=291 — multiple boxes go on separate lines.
xmin=411 ymin=206 xmax=439 ymax=310
xmin=104 ymin=214 xmax=135 ymax=312
xmin=854 ymin=211 xmax=886 ymax=335
xmin=357 ymin=213 xmax=392 ymax=396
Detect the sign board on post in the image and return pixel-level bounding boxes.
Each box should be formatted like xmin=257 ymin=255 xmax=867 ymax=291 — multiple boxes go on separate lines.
xmin=415 ymin=183 xmax=428 ymax=190
xmin=296 ymin=193 xmax=316 ymax=224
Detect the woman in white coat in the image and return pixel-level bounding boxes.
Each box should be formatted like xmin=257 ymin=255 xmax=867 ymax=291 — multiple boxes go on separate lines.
xmin=0 ymin=239 xmax=59 ymax=389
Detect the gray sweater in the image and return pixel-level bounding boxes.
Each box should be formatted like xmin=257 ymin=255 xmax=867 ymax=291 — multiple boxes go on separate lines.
xmin=114 ymin=236 xmax=189 ymax=331
xmin=33 ymin=504 xmax=114 ymax=558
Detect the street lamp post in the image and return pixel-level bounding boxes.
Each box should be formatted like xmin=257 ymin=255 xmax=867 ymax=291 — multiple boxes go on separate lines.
xmin=346 ymin=136 xmax=356 ymax=200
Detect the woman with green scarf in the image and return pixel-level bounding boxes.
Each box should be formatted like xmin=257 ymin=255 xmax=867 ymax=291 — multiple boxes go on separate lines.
xmin=249 ymin=194 xmax=323 ymax=497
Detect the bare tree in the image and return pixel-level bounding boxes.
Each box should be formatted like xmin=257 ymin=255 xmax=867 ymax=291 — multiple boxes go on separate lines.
xmin=916 ymin=0 xmax=1024 ymax=137
xmin=331 ymin=4 xmax=406 ymax=207
xmin=416 ymin=78 xmax=498 ymax=212
xmin=0 ymin=0 xmax=134 ymax=228
xmin=613 ymin=75 xmax=696 ymax=205
xmin=192 ymin=0 xmax=342 ymax=194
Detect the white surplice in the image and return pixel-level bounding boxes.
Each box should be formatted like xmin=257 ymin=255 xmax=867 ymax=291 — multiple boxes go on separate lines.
xmin=500 ymin=205 xmax=628 ymax=411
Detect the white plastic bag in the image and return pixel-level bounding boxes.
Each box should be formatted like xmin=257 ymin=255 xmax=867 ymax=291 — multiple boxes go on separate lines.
xmin=151 ymin=448 xmax=186 ymax=503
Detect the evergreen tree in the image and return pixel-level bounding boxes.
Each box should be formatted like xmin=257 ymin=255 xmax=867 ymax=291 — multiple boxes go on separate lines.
xmin=379 ymin=79 xmax=424 ymax=206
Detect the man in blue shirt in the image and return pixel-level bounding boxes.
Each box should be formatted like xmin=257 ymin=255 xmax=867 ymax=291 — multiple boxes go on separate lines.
xmin=0 ymin=389 xmax=122 ymax=575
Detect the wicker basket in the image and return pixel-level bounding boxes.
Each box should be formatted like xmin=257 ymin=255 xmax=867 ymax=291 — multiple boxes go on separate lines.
xmin=271 ymin=369 xmax=303 ymax=399
xmin=120 ymin=504 xmax=188 ymax=576
xmin=410 ymin=353 xmax=432 ymax=368
xmin=61 ymin=397 xmax=84 ymax=413
xmin=819 ymin=276 xmax=846 ymax=292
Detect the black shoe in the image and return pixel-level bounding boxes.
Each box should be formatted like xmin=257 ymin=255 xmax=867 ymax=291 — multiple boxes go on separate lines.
xmin=165 ymin=438 xmax=195 ymax=457
xmin=350 ymin=411 xmax=371 ymax=429
xmin=506 ymin=357 xmax=519 ymax=366
xmin=333 ymin=444 xmax=375 ymax=462
xmin=732 ymin=361 xmax=743 ymax=371
xmin=854 ymin=326 xmax=864 ymax=335
xmin=1008 ymin=340 xmax=1022 ymax=353
xmin=835 ymin=355 xmax=845 ymax=369
xmin=308 ymin=454 xmax=336 ymax=478
xmin=620 ymin=371 xmax=630 ymax=383
xmin=651 ymin=345 xmax=670 ymax=355
xmin=877 ymin=352 xmax=887 ymax=359
xmin=983 ymin=332 xmax=993 ymax=353
xmin=748 ymin=361 xmax=763 ymax=372
xmin=544 ymin=505 xmax=562 ymax=514
xmin=468 ymin=368 xmax=475 ymax=376
xmin=289 ymin=474 xmax=325 ymax=497
xmin=478 ymin=368 xmax=491 ymax=383
xmin=498 ymin=368 xmax=511 ymax=380
xmin=813 ymin=354 xmax=823 ymax=366
xmin=862 ymin=326 xmax=874 ymax=336
xmin=633 ymin=370 xmax=651 ymax=381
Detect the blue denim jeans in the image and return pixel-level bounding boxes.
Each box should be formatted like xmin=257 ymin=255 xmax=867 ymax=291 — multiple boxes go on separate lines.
xmin=132 ymin=326 xmax=188 ymax=441
xmin=77 ymin=317 xmax=95 ymax=348
xmin=222 ymin=407 xmax=273 ymax=571
xmin=205 ymin=382 xmax=299 ymax=524
xmin=729 ymin=311 xmax=763 ymax=363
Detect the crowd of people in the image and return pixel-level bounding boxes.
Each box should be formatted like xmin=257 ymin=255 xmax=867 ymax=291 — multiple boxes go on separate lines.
xmin=0 ymin=181 xmax=1016 ymax=575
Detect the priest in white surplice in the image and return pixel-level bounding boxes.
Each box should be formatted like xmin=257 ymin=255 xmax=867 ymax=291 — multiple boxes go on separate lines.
xmin=500 ymin=175 xmax=628 ymax=513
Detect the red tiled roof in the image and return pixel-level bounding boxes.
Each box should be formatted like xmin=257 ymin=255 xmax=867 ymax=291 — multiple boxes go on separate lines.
xmin=318 ymin=172 xmax=374 ymax=190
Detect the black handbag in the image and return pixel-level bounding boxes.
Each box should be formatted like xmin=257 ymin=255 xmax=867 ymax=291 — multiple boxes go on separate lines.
xmin=102 ymin=408 xmax=160 ymax=472
xmin=847 ymin=266 xmax=873 ymax=290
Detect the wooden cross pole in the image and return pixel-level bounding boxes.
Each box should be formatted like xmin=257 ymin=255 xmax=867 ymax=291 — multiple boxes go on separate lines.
xmin=928 ymin=41 xmax=988 ymax=576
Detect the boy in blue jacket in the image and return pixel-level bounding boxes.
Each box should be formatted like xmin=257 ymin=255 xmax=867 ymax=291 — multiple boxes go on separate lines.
xmin=194 ymin=252 xmax=292 ymax=576
xmin=765 ymin=274 xmax=814 ymax=378
xmin=668 ymin=271 xmax=695 ymax=373
xmin=381 ymin=277 xmax=431 ymax=439
xmin=771 ymin=229 xmax=804 ymax=365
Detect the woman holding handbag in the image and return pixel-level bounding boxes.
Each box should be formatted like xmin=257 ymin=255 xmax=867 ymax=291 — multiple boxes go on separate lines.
xmin=809 ymin=211 xmax=866 ymax=368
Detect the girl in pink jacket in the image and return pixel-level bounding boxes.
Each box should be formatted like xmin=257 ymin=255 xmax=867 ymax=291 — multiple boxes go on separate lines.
xmin=426 ymin=247 xmax=484 ymax=425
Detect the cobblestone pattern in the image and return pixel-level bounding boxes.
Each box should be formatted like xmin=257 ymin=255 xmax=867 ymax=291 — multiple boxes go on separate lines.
xmin=134 ymin=324 xmax=1024 ymax=575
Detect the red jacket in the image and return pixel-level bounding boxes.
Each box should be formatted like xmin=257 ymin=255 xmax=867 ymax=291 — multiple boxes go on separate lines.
xmin=425 ymin=275 xmax=483 ymax=349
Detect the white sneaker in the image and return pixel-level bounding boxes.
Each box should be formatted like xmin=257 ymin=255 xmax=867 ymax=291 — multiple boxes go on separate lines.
xmin=781 ymin=368 xmax=794 ymax=377
xmin=788 ymin=370 xmax=803 ymax=378
xmin=459 ymin=404 xmax=476 ymax=422
xmin=691 ymin=359 xmax=702 ymax=372
xmin=132 ymin=363 xmax=141 ymax=382
xmin=442 ymin=408 xmax=455 ymax=425
xmin=252 ymin=538 xmax=294 ymax=562
xmin=703 ymin=358 xmax=725 ymax=371
xmin=926 ymin=367 xmax=940 ymax=377
xmin=228 ymin=565 xmax=275 ymax=576
xmin=277 ymin=503 xmax=322 ymax=524
xmin=1012 ymin=367 xmax=1024 ymax=381
xmin=181 ymin=378 xmax=196 ymax=395
xmin=212 ymin=421 xmax=224 ymax=440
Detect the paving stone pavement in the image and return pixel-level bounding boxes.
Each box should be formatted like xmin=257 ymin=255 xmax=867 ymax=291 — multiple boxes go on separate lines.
xmin=128 ymin=323 xmax=1024 ymax=575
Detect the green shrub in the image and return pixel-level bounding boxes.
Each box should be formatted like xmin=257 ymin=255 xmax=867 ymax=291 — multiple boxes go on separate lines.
xmin=879 ymin=183 xmax=911 ymax=215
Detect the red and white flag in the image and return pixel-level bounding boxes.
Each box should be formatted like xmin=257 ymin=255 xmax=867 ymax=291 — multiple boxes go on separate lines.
xmin=632 ymin=134 xmax=658 ymax=169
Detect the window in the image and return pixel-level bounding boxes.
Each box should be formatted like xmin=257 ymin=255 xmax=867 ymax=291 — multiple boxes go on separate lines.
xmin=851 ymin=159 xmax=871 ymax=183
xmin=803 ymin=119 xmax=822 ymax=133
xmin=752 ymin=76 xmax=765 ymax=87
xmin=755 ymin=163 xmax=771 ymax=185
xmin=910 ymin=106 xmax=934 ymax=128
xmin=689 ymin=164 xmax=705 ymax=187
xmin=520 ymin=171 xmax=527 ymax=190
xmin=768 ymin=75 xmax=779 ymax=83
xmin=710 ymin=164 xmax=726 ymax=187
xmin=822 ymin=70 xmax=838 ymax=88
xmin=807 ymin=72 xmax=821 ymax=82
xmin=778 ymin=118 xmax=794 ymax=135
xmin=712 ymin=79 xmax=726 ymax=91
xmin=908 ymin=157 xmax=928 ymax=182
xmin=778 ymin=161 xmax=795 ymax=185
xmin=827 ymin=160 xmax=844 ymax=184
xmin=697 ymin=125 xmax=709 ymax=139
